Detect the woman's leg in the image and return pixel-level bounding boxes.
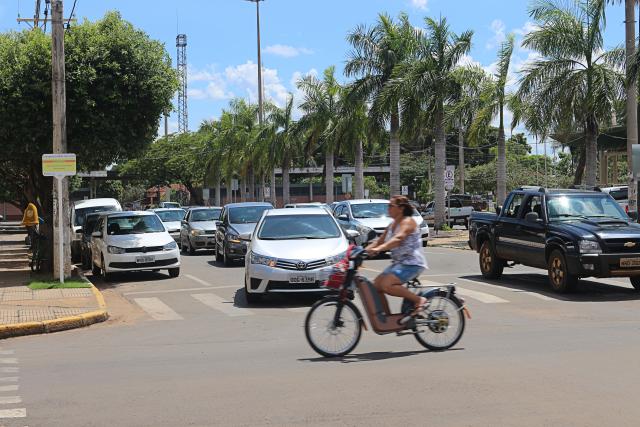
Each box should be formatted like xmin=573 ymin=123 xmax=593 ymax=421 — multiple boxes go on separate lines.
xmin=378 ymin=274 xmax=423 ymax=305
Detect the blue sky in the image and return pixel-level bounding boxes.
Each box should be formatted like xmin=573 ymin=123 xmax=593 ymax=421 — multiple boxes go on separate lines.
xmin=0 ymin=0 xmax=627 ymax=138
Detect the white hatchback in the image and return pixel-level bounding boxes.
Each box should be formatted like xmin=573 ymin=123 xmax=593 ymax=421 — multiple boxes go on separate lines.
xmin=90 ymin=211 xmax=180 ymax=281
xmin=242 ymin=208 xmax=357 ymax=303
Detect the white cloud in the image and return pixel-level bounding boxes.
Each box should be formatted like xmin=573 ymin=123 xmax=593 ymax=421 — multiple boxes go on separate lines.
xmin=458 ymin=54 xmax=483 ymax=68
xmin=225 ymin=61 xmax=290 ymax=106
xmin=410 ymin=0 xmax=429 ymax=10
xmin=264 ymin=44 xmax=313 ymax=58
xmin=187 ymin=65 xmax=233 ymax=100
xmin=513 ymin=21 xmax=538 ymax=37
xmin=486 ymin=19 xmax=506 ymax=49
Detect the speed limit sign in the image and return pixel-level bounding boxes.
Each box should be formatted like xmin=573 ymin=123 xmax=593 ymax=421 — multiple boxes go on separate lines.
xmin=445 ymin=165 xmax=455 ymax=190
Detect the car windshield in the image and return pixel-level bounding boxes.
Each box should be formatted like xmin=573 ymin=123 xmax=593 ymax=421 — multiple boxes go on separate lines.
xmin=351 ymin=203 xmax=389 ymax=218
xmin=547 ymin=195 xmax=628 ymax=221
xmin=190 ymin=209 xmax=221 ymax=222
xmin=156 ymin=210 xmax=185 ymax=222
xmin=74 ymin=205 xmax=117 ymax=226
xmin=229 ymin=206 xmax=270 ymax=224
xmin=106 ymin=215 xmax=165 ymax=235
xmin=258 ymin=215 xmax=341 ymax=240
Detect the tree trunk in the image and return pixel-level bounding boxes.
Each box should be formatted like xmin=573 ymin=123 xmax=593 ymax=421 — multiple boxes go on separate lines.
xmin=626 ymin=0 xmax=638 ymax=217
xmin=270 ymin=168 xmax=277 ymax=207
xmin=214 ymin=174 xmax=221 ymax=207
xmin=260 ymin=174 xmax=266 ymax=202
xmin=389 ymin=109 xmax=401 ymax=195
xmin=240 ymin=176 xmax=247 ymax=202
xmin=282 ymin=154 xmax=291 ymax=206
xmin=496 ymin=105 xmax=507 ymax=205
xmin=184 ymin=182 xmax=204 ymax=206
xmin=354 ymin=139 xmax=364 ymax=199
xmin=248 ymin=168 xmax=255 ymax=202
xmin=574 ymin=147 xmax=586 ymax=185
xmin=434 ymin=108 xmax=447 ymax=230
xmin=584 ymin=117 xmax=599 ymax=187
xmin=458 ymin=126 xmax=465 ymax=194
xmin=325 ymin=148 xmax=334 ymax=204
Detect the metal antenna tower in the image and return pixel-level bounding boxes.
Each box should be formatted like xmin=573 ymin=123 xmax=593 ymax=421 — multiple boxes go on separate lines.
xmin=176 ymin=34 xmax=188 ymax=133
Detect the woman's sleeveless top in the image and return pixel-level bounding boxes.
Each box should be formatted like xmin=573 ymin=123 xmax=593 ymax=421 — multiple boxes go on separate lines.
xmin=384 ymin=219 xmax=427 ymax=268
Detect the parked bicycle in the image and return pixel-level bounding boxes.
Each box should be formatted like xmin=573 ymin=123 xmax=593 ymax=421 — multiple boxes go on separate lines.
xmin=304 ymin=246 xmax=470 ymax=357
xmin=29 ymin=231 xmax=47 ymax=273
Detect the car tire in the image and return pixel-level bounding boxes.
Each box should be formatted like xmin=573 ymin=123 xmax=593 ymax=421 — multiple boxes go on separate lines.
xmin=464 ymin=219 xmax=469 ymax=230
xmin=101 ymin=255 xmax=113 ymax=282
xmin=91 ymin=259 xmax=100 ymax=276
xmin=479 ymin=240 xmax=503 ymax=279
xmin=629 ymin=277 xmax=640 ymax=291
xmin=422 ymin=240 xmax=428 ymax=247
xmin=244 ymin=275 xmax=262 ymax=304
xmin=547 ymin=249 xmax=577 ymax=293
xmin=215 ymin=242 xmax=223 ymax=262
xmin=223 ymin=244 xmax=233 ymax=267
xmin=187 ymin=238 xmax=196 ymax=255
xmin=168 ymin=267 xmax=180 ymax=278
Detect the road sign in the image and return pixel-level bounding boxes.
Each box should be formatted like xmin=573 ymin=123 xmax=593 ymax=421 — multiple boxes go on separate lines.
xmin=42 ymin=153 xmax=76 ymax=177
xmin=364 ymin=189 xmax=370 ymax=198
xmin=202 ymin=188 xmax=210 ymax=200
xmin=341 ymin=174 xmax=352 ymax=193
xmin=231 ymin=179 xmax=239 ymax=191
xmin=264 ymin=186 xmax=271 ymax=199
xmin=445 ymin=165 xmax=455 ymax=191
xmin=401 ymin=185 xmax=409 ymax=196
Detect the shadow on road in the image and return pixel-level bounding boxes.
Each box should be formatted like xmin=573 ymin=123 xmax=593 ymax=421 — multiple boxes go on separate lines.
xmin=299 ymin=348 xmax=464 ymax=363
xmin=461 ymin=273 xmax=640 ymax=302
xmin=86 ymin=270 xmax=172 ymax=291
xmin=233 ymin=287 xmax=328 ymax=309
xmin=207 ymin=260 xmax=243 ymax=268
xmin=180 ymin=249 xmax=215 ymax=257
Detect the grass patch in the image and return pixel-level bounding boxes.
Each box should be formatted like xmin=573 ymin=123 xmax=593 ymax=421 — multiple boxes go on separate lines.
xmin=28 ymin=280 xmax=91 ymax=290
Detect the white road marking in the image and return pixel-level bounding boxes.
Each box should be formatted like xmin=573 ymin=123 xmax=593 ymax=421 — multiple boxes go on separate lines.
xmin=455 ymin=278 xmax=558 ymax=302
xmin=133 ymin=298 xmax=183 ymax=321
xmin=454 ymin=287 xmax=509 ymax=304
xmin=185 ymin=274 xmax=213 ymax=287
xmin=0 ymin=386 xmax=18 ymax=392
xmin=191 ymin=294 xmax=253 ymax=317
xmin=0 ymin=369 xmax=18 ymax=374
xmin=0 ymin=352 xmax=14 ymax=356
xmin=0 ymin=408 xmax=26 ymax=418
xmin=0 ymin=360 xmax=17 ymax=365
xmin=286 ymin=307 xmax=308 ymax=313
xmin=0 ymin=396 xmax=21 ymax=404
xmin=0 ymin=378 xmax=18 ymax=383
xmin=124 ymin=286 xmax=238 ymax=296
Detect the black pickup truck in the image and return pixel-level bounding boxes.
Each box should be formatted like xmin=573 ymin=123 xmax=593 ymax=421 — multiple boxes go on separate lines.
xmin=468 ymin=187 xmax=640 ymax=292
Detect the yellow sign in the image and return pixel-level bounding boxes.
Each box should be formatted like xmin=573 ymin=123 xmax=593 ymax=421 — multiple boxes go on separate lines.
xmin=42 ymin=153 xmax=76 ymax=176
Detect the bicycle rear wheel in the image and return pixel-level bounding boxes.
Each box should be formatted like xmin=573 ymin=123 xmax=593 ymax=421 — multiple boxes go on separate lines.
xmin=304 ymin=297 xmax=362 ymax=357
xmin=413 ymin=294 xmax=465 ymax=351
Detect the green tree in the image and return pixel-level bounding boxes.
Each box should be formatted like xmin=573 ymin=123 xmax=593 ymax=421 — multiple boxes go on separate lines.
xmin=516 ymin=0 xmax=625 ymax=186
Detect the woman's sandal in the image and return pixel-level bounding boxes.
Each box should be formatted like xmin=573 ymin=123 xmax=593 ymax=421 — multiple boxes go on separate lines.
xmin=410 ymin=297 xmax=429 ymax=316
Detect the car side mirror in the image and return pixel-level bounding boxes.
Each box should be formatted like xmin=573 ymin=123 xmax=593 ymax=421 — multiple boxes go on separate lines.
xmin=525 ymin=212 xmax=540 ymax=223
xmin=91 ymin=231 xmax=102 ymax=238
xmin=77 ymin=227 xmax=83 ymax=234
xmin=346 ymin=229 xmax=359 ymax=243
xmin=338 ymin=214 xmax=349 ymax=221
xmin=495 ymin=206 xmax=502 ymax=216
xmin=215 ymin=221 xmax=222 ymax=227
xmin=239 ymin=232 xmax=252 ymax=242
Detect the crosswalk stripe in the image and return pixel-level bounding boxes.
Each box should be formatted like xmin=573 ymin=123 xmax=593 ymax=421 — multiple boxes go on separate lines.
xmin=0 ymin=360 xmax=16 ymax=365
xmin=186 ymin=274 xmax=213 ymax=287
xmin=454 ymin=278 xmax=558 ymax=301
xmin=0 ymin=396 xmax=20 ymax=405
xmin=191 ymin=294 xmax=253 ymax=317
xmin=0 ymin=408 xmax=26 ymax=418
xmin=0 ymin=386 xmax=18 ymax=393
xmin=0 ymin=352 xmax=14 ymax=356
xmin=0 ymin=369 xmax=18 ymax=374
xmin=0 ymin=378 xmax=17 ymax=383
xmin=134 ymin=298 xmax=184 ymax=321
xmin=418 ymin=280 xmax=509 ymax=303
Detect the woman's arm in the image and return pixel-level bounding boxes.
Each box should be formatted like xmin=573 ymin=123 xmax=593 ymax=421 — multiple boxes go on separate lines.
xmin=365 ymin=226 xmax=389 ymax=251
xmin=372 ymin=218 xmax=416 ymax=253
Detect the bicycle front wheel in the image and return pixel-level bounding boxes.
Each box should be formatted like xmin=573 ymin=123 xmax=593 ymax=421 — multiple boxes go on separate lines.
xmin=413 ymin=295 xmax=465 ymax=351
xmin=304 ymin=297 xmax=362 ymax=358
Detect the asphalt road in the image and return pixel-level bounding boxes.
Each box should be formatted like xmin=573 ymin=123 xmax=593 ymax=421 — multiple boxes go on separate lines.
xmin=3 ymin=247 xmax=640 ymax=426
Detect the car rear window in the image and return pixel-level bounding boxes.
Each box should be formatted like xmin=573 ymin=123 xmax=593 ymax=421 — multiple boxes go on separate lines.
xmin=608 ymin=189 xmax=628 ymax=201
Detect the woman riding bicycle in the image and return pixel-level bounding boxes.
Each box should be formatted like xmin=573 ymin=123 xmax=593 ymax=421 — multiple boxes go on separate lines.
xmin=365 ymin=195 xmax=428 ymax=315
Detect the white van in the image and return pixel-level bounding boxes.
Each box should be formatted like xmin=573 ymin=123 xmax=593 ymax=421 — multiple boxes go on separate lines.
xmin=71 ymin=198 xmax=122 ymax=261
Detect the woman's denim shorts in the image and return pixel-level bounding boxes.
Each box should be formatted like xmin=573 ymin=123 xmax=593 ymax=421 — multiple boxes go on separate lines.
xmin=382 ymin=263 xmax=424 ymax=283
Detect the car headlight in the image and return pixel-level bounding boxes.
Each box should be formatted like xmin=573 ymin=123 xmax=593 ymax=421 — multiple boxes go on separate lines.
xmin=191 ymin=229 xmax=204 ymax=236
xmin=250 ymin=251 xmax=277 ymax=267
xmin=107 ymin=246 xmax=126 ymax=254
xmin=578 ymin=240 xmax=602 ymax=254
xmin=163 ymin=241 xmax=178 ymax=251
xmin=326 ymin=250 xmax=347 ymax=265
xmin=228 ymin=233 xmax=241 ymax=243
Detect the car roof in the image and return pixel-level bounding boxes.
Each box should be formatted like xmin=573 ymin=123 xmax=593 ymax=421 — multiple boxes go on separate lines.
xmin=341 ymin=199 xmax=389 ymax=205
xmin=225 ymin=202 xmax=273 ymax=208
xmin=151 ymin=208 xmax=185 ymax=212
xmin=188 ymin=206 xmax=221 ymax=210
xmin=74 ymin=198 xmax=120 ymax=208
xmin=265 ymin=208 xmax=332 ymax=216
xmin=101 ymin=211 xmax=156 ymax=218
xmin=515 ymin=188 xmax=608 ymax=196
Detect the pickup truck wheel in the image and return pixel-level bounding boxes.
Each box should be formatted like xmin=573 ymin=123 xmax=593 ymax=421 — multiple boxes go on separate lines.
xmin=547 ymin=250 xmax=577 ymax=292
xmin=464 ymin=219 xmax=469 ymax=230
xmin=479 ymin=241 xmax=503 ymax=279
xmin=629 ymin=277 xmax=640 ymax=291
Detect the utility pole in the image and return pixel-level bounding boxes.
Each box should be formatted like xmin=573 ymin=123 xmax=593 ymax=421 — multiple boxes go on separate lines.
xmin=625 ymin=0 xmax=638 ymax=220
xmin=51 ymin=0 xmax=72 ymax=278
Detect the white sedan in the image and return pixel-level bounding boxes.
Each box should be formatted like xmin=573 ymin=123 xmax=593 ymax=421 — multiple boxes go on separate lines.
xmin=242 ymin=208 xmax=358 ymax=303
xmin=90 ymin=211 xmax=180 ymax=281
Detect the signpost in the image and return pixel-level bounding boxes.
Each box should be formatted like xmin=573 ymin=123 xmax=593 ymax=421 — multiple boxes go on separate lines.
xmin=401 ymin=186 xmax=409 ymax=196
xmin=341 ymin=174 xmax=352 ymax=194
xmin=632 ymin=145 xmax=640 ymax=221
xmin=42 ymin=153 xmax=76 ymax=284
xmin=445 ymin=166 xmax=455 ymax=227
xmin=264 ymin=186 xmax=271 ymax=199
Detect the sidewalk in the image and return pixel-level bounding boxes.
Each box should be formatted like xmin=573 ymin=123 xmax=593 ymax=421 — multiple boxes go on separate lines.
xmin=0 ymin=232 xmax=108 ymax=339
xmin=428 ymin=229 xmax=471 ymax=250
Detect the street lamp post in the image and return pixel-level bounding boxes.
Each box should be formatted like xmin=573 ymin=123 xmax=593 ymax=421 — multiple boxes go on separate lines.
xmin=245 ymin=0 xmax=265 ymax=125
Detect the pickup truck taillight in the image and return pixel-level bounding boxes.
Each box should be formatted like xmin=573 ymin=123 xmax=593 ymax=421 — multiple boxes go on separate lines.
xmin=626 ymin=205 xmax=629 ymax=213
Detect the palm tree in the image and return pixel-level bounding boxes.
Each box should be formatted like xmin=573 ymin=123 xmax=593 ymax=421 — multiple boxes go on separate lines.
xmin=378 ymin=17 xmax=472 ymax=230
xmin=449 ymin=66 xmax=490 ymax=194
xmin=469 ymin=34 xmax=515 ymax=205
xmin=517 ymin=0 xmax=625 ymax=187
xmin=345 ymin=13 xmax=417 ymax=196
xmin=296 ymin=66 xmax=342 ymax=204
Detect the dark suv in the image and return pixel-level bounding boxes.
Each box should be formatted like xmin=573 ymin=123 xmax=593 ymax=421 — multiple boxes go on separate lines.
xmin=469 ymin=187 xmax=640 ymax=292
xmin=214 ymin=202 xmax=273 ymax=266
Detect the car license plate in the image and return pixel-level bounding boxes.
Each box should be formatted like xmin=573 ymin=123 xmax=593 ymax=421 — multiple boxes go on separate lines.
xmin=136 ymin=255 xmax=155 ymax=264
xmin=620 ymin=258 xmax=640 ymax=267
xmin=289 ymin=274 xmax=315 ymax=284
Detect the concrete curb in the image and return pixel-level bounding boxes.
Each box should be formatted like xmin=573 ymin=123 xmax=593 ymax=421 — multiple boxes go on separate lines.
xmin=0 ymin=274 xmax=109 ymax=340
